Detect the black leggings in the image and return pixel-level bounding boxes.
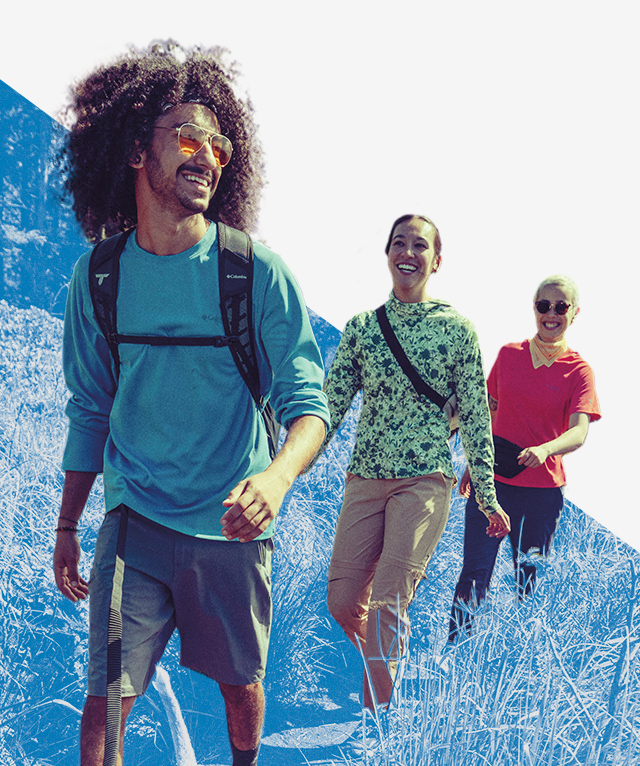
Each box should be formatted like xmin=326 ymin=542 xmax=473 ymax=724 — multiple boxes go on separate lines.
xmin=449 ymin=480 xmax=564 ymax=642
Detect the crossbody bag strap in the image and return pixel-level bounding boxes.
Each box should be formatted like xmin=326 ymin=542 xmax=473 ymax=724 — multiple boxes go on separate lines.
xmin=375 ymin=304 xmax=447 ymax=410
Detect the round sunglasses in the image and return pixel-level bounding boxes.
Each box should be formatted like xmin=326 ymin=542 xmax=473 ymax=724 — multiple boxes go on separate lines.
xmin=156 ymin=122 xmax=233 ymax=167
xmin=535 ymin=300 xmax=571 ymax=316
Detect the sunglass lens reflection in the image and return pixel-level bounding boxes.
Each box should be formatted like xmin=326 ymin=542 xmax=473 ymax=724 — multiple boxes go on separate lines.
xmin=178 ymin=126 xmax=204 ymax=155
xmin=210 ymin=140 xmax=230 ymax=167
xmin=177 ymin=125 xmax=232 ymax=167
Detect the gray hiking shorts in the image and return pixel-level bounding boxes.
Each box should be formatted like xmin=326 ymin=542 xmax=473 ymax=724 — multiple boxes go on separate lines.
xmin=87 ymin=505 xmax=273 ymax=696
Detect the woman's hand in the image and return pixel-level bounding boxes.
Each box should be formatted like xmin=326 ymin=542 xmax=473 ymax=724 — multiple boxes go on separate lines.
xmin=518 ymin=414 xmax=590 ymax=470
xmin=486 ymin=508 xmax=511 ymax=538
xmin=459 ymin=467 xmax=509 ymax=537
xmin=458 ymin=466 xmax=471 ymax=498
xmin=517 ymin=445 xmax=550 ymax=469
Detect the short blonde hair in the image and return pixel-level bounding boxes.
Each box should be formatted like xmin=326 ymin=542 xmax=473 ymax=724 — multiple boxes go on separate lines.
xmin=534 ymin=275 xmax=580 ymax=307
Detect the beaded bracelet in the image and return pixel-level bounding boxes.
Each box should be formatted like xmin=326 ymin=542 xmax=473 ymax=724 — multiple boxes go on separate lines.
xmin=56 ymin=526 xmax=78 ymax=533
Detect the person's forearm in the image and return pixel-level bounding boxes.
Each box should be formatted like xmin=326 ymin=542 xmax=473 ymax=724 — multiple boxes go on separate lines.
xmin=266 ymin=415 xmax=326 ymax=487
xmin=458 ymin=395 xmax=500 ymax=517
xmin=488 ymin=395 xmax=498 ymax=428
xmin=220 ymin=414 xmax=327 ymax=542
xmin=518 ymin=414 xmax=590 ymax=469
xmin=540 ymin=423 xmax=588 ymax=459
xmin=54 ymin=471 xmax=95 ymax=602
xmin=58 ymin=470 xmax=98 ymax=525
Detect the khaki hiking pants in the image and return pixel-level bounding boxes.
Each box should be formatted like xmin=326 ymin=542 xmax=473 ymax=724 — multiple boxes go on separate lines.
xmin=327 ymin=472 xmax=452 ymax=707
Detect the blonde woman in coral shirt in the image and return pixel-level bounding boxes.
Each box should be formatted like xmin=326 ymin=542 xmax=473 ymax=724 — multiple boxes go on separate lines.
xmin=449 ymin=275 xmax=601 ymax=642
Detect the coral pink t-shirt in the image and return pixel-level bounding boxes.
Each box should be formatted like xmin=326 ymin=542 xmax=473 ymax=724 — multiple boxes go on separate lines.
xmin=488 ymin=341 xmax=601 ymax=488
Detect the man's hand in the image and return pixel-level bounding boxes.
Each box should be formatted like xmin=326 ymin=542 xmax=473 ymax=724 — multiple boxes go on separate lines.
xmin=54 ymin=531 xmax=89 ymax=602
xmin=486 ymin=508 xmax=511 ymax=538
xmin=221 ymin=469 xmax=290 ymax=542
xmin=53 ymin=470 xmax=96 ymax=602
xmin=220 ymin=414 xmax=326 ymax=543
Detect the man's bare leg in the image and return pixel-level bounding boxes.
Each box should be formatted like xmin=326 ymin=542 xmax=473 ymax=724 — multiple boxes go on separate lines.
xmin=80 ymin=695 xmax=137 ymax=766
xmin=219 ymin=681 xmax=264 ymax=764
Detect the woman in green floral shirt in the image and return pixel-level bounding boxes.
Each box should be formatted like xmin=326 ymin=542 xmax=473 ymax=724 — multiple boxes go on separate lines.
xmin=322 ymin=214 xmax=509 ymax=710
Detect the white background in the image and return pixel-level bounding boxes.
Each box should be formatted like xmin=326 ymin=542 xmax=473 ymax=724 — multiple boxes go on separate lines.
xmin=1 ymin=1 xmax=637 ymax=547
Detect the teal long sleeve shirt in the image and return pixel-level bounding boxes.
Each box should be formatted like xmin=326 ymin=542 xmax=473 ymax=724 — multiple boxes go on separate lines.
xmin=62 ymin=224 xmax=330 ymax=539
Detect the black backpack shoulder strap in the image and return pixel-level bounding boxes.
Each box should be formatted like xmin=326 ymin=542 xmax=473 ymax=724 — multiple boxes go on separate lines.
xmin=218 ymin=222 xmax=280 ymax=457
xmin=375 ymin=304 xmax=447 ymax=410
xmin=89 ymin=229 xmax=133 ymax=376
xmin=217 ymin=223 xmax=260 ymax=403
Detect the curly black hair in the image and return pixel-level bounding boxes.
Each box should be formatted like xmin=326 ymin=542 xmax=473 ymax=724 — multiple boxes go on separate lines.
xmin=60 ymin=40 xmax=265 ymax=241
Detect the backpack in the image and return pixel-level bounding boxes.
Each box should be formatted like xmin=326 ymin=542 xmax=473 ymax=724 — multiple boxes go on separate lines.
xmin=88 ymin=222 xmax=280 ymax=458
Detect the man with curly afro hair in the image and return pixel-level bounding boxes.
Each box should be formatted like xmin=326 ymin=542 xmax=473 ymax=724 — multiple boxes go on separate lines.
xmin=53 ymin=41 xmax=329 ymax=766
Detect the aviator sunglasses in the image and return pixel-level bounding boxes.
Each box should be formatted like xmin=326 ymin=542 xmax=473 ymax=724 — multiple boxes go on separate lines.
xmin=156 ymin=122 xmax=233 ymax=167
xmin=535 ymin=299 xmax=571 ymax=316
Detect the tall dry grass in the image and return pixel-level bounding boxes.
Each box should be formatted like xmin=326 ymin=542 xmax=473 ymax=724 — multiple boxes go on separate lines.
xmin=0 ymin=301 xmax=637 ymax=765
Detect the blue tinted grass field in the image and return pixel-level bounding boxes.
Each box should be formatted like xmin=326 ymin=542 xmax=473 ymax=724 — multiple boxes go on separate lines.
xmin=0 ymin=300 xmax=638 ymax=765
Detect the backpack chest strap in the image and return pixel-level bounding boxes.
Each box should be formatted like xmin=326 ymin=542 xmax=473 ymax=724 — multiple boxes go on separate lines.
xmin=108 ymin=333 xmax=240 ymax=347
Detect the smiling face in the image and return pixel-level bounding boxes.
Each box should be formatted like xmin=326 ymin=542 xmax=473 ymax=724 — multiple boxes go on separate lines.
xmin=387 ymin=217 xmax=441 ymax=303
xmin=534 ymin=283 xmax=580 ymax=343
xmin=133 ymin=103 xmax=223 ymax=221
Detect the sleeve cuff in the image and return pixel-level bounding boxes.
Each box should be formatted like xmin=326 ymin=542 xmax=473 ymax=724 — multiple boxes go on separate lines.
xmin=61 ymin=426 xmax=107 ymax=473
xmin=278 ymin=399 xmax=331 ymax=433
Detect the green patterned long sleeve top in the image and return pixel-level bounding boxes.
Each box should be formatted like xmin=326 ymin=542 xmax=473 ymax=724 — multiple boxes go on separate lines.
xmin=322 ymin=294 xmax=500 ymax=516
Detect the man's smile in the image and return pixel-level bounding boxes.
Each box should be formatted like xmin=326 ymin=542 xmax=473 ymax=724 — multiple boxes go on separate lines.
xmin=181 ymin=171 xmax=212 ymax=188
